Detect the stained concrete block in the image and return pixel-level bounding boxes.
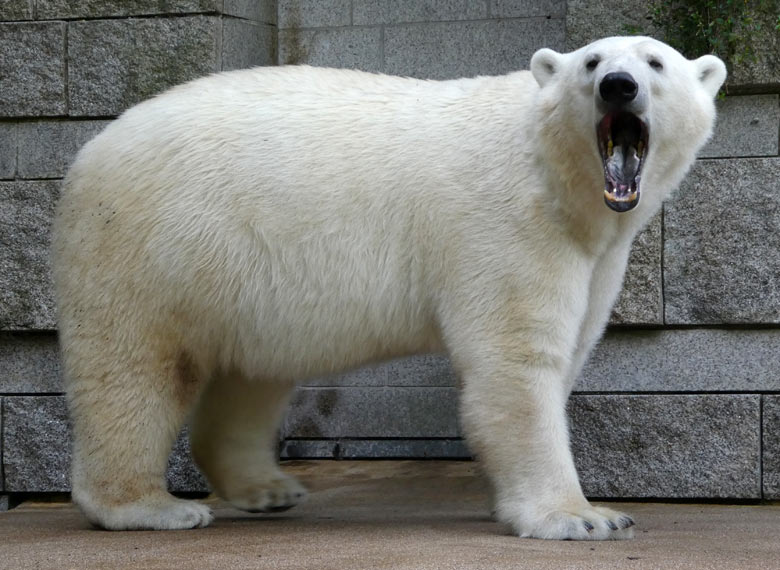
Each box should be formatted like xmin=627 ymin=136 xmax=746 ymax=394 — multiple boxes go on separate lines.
xmin=701 ymin=95 xmax=780 ymax=158
xmin=728 ymin=10 xmax=780 ymax=92
xmin=579 ymin=329 xmax=780 ymax=392
xmin=0 ymin=397 xmax=3 ymax=492
xmin=278 ymin=0 xmax=351 ymax=28
xmin=17 ymin=120 xmax=110 ymax=179
xmin=571 ymin=395 xmax=761 ymax=499
xmin=0 ymin=495 xmax=8 ymax=511
xmin=353 ymin=0 xmax=486 ymax=25
xmin=3 ymin=396 xmax=70 ymax=492
xmin=0 ymin=123 xmax=16 ymax=179
xmin=383 ymin=18 xmax=565 ymax=80
xmin=280 ymin=440 xmax=339 ymax=459
xmin=68 ymin=17 xmax=222 ymax=117
xmin=664 ymin=158 xmax=780 ymax=324
xmin=279 ymin=27 xmax=382 ymax=71
xmin=224 ymin=0 xmax=277 ymax=24
xmin=283 ymin=387 xmax=460 ymax=438
xmin=36 ymin=0 xmax=221 ymax=19
xmin=0 ymin=0 xmax=32 ymax=20
xmin=763 ymin=396 xmax=780 ymax=499
xmin=0 ymin=22 xmax=66 ymax=117
xmin=565 ymin=0 xmax=659 ymax=51
xmin=489 ymin=0 xmax=566 ymax=18
xmin=0 ymin=333 xmax=61 ymax=393
xmin=610 ymin=212 xmax=662 ymax=325
xmin=0 ymin=181 xmax=59 ymax=330
xmin=304 ymin=354 xmax=455 ymax=387
xmin=222 ymin=18 xmax=276 ymax=71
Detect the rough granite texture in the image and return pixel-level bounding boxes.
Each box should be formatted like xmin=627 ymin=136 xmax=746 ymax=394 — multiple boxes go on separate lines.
xmin=3 ymin=396 xmax=70 ymax=492
xmin=578 ymin=329 xmax=780 ymax=393
xmin=0 ymin=22 xmax=66 ymax=117
xmin=0 ymin=333 xmax=61 ymax=393
xmin=489 ymin=0 xmax=566 ymax=18
xmin=352 ymin=0 xmax=487 ymax=25
xmin=763 ymin=396 xmax=780 ymax=499
xmin=283 ymin=387 xmax=461 ymax=439
xmin=571 ymin=395 xmax=762 ymax=499
xmin=221 ymin=18 xmax=277 ymax=71
xmin=565 ymin=0 xmax=659 ymax=51
xmin=0 ymin=123 xmax=16 ymax=179
xmin=167 ymin=429 xmax=209 ymax=493
xmin=278 ymin=0 xmax=352 ymax=28
xmin=36 ymin=0 xmax=221 ymax=18
xmin=700 ymin=95 xmax=780 ymax=158
xmin=383 ymin=18 xmax=565 ymax=79
xmin=16 ymin=121 xmax=110 ymax=179
xmin=0 ymin=1 xmax=33 ymax=20
xmin=610 ymin=212 xmax=662 ymax=325
xmin=664 ymin=158 xmax=780 ymax=324
xmin=0 ymin=181 xmax=59 ymax=330
xmin=281 ymin=439 xmax=472 ymax=459
xmin=68 ymin=17 xmax=222 ymax=117
xmin=279 ymin=27 xmax=382 ymax=70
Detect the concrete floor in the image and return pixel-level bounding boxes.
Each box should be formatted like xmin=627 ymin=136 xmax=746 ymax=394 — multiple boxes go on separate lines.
xmin=1 ymin=461 xmax=779 ymax=570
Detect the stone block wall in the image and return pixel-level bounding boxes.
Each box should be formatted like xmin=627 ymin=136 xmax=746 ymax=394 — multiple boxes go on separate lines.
xmin=1 ymin=1 xmax=779 ymax=503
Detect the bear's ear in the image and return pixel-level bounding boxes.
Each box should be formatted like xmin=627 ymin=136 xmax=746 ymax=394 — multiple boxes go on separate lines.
xmin=530 ymin=48 xmax=562 ymax=87
xmin=694 ymin=54 xmax=727 ymax=98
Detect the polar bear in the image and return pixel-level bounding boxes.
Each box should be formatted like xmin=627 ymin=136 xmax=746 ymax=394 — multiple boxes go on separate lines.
xmin=51 ymin=36 xmax=725 ymax=539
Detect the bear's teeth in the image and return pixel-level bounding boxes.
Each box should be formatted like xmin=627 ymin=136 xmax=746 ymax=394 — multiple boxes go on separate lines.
xmin=607 ymin=139 xmax=614 ymax=157
xmin=637 ymin=140 xmax=644 ymax=157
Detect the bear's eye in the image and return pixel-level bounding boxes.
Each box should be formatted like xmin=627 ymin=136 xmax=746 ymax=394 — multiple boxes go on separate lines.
xmin=585 ymin=58 xmax=600 ymax=71
xmin=648 ymin=59 xmax=663 ymax=71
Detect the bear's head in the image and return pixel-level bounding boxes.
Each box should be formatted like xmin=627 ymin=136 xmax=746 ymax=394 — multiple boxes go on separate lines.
xmin=530 ymin=37 xmax=726 ymax=214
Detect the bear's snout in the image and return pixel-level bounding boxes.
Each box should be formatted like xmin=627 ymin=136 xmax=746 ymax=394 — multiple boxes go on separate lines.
xmin=599 ymin=72 xmax=638 ymax=106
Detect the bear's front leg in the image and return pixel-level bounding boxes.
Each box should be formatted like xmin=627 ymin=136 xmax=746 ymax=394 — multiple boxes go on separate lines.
xmin=455 ymin=340 xmax=635 ymax=540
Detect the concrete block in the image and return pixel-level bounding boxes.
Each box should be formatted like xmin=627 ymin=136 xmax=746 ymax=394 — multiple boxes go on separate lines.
xmin=224 ymin=0 xmax=277 ymax=24
xmin=279 ymin=27 xmax=382 ymax=71
xmin=68 ymin=16 xmax=221 ymax=117
xmin=222 ymin=18 xmax=276 ymax=71
xmin=353 ymin=0 xmax=486 ymax=25
xmin=571 ymin=395 xmax=761 ymax=499
xmin=339 ymin=439 xmax=470 ymax=459
xmin=0 ymin=181 xmax=59 ymax=330
xmin=0 ymin=0 xmax=32 ymax=20
xmin=0 ymin=495 xmax=8 ymax=511
xmin=17 ymin=120 xmax=110 ymax=179
xmin=701 ymin=95 xmax=780 ymax=158
xmin=764 ymin=396 xmax=780 ymax=499
xmin=565 ymin=0 xmax=659 ymax=51
xmin=579 ymin=329 xmax=780 ymax=392
xmin=283 ymin=387 xmax=460 ymax=438
xmin=489 ymin=0 xmax=565 ymax=18
xmin=0 ymin=123 xmax=16 ymax=179
xmin=383 ymin=18 xmax=565 ymax=80
xmin=610 ymin=212 xmax=662 ymax=325
xmin=664 ymin=158 xmax=780 ymax=324
xmin=304 ymin=354 xmax=455 ymax=387
xmin=0 ymin=397 xmax=3 ymax=492
xmin=0 ymin=22 xmax=66 ymax=117
xmin=3 ymin=396 xmax=70 ymax=492
xmin=36 ymin=0 xmax=220 ymax=19
xmin=0 ymin=333 xmax=61 ymax=393
xmin=278 ymin=0 xmax=351 ymax=28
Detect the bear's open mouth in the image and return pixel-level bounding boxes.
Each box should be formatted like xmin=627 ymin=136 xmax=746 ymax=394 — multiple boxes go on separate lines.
xmin=597 ymin=111 xmax=649 ymax=213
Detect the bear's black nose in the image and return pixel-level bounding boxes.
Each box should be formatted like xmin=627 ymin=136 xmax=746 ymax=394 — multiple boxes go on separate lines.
xmin=599 ymin=72 xmax=638 ymax=105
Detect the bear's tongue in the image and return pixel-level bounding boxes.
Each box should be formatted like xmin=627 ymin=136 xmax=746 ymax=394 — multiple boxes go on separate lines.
xmin=606 ymin=144 xmax=640 ymax=189
xmin=598 ymin=111 xmax=647 ymax=213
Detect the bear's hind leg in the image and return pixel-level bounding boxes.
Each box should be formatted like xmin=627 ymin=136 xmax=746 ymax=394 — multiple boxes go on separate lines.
xmin=190 ymin=375 xmax=307 ymax=513
xmin=66 ymin=339 xmax=212 ymax=530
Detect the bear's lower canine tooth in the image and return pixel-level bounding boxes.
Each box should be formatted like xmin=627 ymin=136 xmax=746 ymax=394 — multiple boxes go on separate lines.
xmin=607 ymin=139 xmax=613 ymax=156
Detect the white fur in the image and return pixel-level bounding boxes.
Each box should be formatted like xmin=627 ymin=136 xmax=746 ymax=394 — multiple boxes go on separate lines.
xmin=51 ymin=37 xmax=725 ymax=539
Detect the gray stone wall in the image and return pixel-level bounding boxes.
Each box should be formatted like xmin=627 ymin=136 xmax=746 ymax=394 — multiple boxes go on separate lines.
xmin=1 ymin=0 xmax=779 ymax=503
